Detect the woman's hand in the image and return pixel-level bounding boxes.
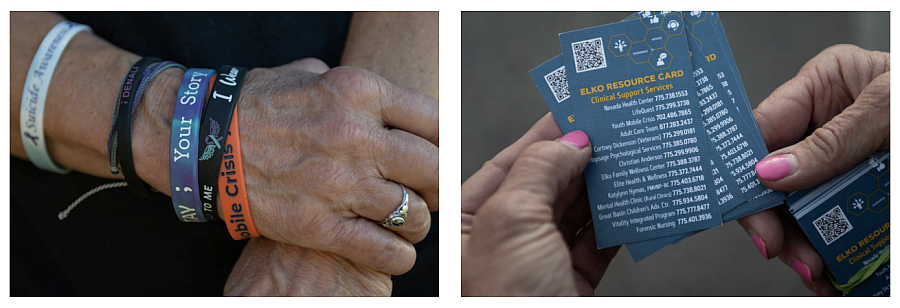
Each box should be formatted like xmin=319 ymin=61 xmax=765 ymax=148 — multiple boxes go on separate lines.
xmin=738 ymin=44 xmax=889 ymax=295
xmin=224 ymin=236 xmax=391 ymax=296
xmin=462 ymin=114 xmax=620 ymax=296
xmin=128 ymin=58 xmax=439 ymax=276
xmin=231 ymin=60 xmax=439 ymax=275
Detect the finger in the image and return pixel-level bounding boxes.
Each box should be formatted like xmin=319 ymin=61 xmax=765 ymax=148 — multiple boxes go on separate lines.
xmin=351 ymin=179 xmax=431 ymax=244
xmin=815 ymin=278 xmax=842 ymax=296
xmin=736 ymin=208 xmax=784 ymax=260
xmin=326 ymin=217 xmax=417 ymax=276
xmin=754 ymin=71 xmax=890 ymax=191
xmin=751 ymin=70 xmax=818 ymax=151
xmin=481 ymin=130 xmax=591 ymax=221
xmin=462 ymin=113 xmax=563 ymax=218
xmin=380 ymin=83 xmax=439 ymax=146
xmin=775 ymin=209 xmax=828 ymax=295
xmin=557 ymin=188 xmax=592 ymax=246
xmin=569 ymin=225 xmax=621 ymax=295
xmin=271 ymin=57 xmax=330 ymax=74
xmin=752 ymin=45 xmax=889 ymax=152
xmin=551 ymin=174 xmax=586 ymax=225
xmin=376 ymin=128 xmax=439 ymax=211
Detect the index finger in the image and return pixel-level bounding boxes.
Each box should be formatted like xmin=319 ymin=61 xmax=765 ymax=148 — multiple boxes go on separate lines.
xmin=754 ymin=45 xmax=889 ymax=152
xmin=752 ymin=75 xmax=815 ymax=151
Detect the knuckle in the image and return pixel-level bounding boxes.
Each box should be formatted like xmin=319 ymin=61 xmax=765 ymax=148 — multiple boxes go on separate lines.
xmin=803 ymin=125 xmax=848 ymax=171
xmin=322 ymin=66 xmax=379 ymax=96
xmin=329 ymin=219 xmax=364 ymax=252
xmin=371 ymin=233 xmax=409 ymax=273
xmin=823 ymin=44 xmax=860 ymax=55
xmin=483 ymin=190 xmax=552 ymax=229
xmin=517 ymin=142 xmax=567 ymax=170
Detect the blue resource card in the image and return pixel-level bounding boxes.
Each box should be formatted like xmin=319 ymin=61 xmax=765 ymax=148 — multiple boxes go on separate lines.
xmin=624 ymin=12 xmax=758 ymax=261
xmin=560 ymin=14 xmax=723 ymax=248
xmin=787 ymin=151 xmax=890 ymax=286
xmin=530 ymin=55 xmax=576 ymax=134
xmin=689 ymin=12 xmax=787 ymax=219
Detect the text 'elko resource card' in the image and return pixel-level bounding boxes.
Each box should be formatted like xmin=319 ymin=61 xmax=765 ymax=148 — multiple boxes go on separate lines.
xmin=529 ymin=12 xmax=788 ymax=261
xmin=559 ymin=13 xmax=723 ymax=248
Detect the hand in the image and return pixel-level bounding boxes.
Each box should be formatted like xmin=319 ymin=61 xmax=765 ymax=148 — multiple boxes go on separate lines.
xmin=738 ymin=44 xmax=889 ymax=295
xmin=224 ymin=236 xmax=391 ymax=296
xmin=225 ymin=59 xmax=439 ymax=276
xmin=461 ymin=114 xmax=620 ymax=296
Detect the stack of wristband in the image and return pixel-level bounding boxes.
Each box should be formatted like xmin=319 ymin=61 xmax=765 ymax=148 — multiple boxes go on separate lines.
xmin=25 ymin=21 xmax=260 ymax=240
xmin=108 ymin=57 xmax=260 ymax=239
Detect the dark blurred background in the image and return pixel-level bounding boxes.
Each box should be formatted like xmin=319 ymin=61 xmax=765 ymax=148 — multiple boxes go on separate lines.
xmin=461 ymin=12 xmax=889 ymax=296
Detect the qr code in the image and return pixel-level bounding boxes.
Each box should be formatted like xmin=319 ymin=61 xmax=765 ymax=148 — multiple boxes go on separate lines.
xmin=813 ymin=206 xmax=853 ymax=245
xmin=544 ymin=66 xmax=569 ymax=103
xmin=572 ymin=37 xmax=607 ymax=73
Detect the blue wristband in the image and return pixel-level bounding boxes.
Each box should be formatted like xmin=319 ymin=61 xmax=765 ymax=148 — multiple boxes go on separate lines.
xmin=169 ymin=68 xmax=216 ymax=222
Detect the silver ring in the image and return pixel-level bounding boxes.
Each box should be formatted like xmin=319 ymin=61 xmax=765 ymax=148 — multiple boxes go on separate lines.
xmin=380 ymin=184 xmax=409 ymax=228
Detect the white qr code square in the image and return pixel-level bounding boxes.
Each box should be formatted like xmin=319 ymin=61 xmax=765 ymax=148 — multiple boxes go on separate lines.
xmin=813 ymin=206 xmax=853 ymax=245
xmin=544 ymin=66 xmax=570 ymax=103
xmin=572 ymin=37 xmax=607 ymax=73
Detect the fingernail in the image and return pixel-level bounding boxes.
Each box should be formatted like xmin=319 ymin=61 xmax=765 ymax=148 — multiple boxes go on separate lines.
xmin=791 ymin=259 xmax=813 ymax=284
xmin=751 ymin=232 xmax=768 ymax=259
xmin=557 ymin=130 xmax=589 ymax=149
xmin=816 ymin=291 xmax=822 ymax=296
xmin=756 ymin=154 xmax=794 ymax=181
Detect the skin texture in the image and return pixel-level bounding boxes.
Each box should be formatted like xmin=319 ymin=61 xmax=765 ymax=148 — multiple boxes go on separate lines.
xmin=342 ymin=12 xmax=439 ymax=99
xmin=10 ymin=12 xmax=438 ymax=295
xmin=737 ymin=44 xmax=889 ymax=296
xmin=223 ymin=234 xmax=391 ymax=296
xmin=461 ymin=114 xmax=620 ymax=296
xmin=224 ymin=12 xmax=439 ymax=296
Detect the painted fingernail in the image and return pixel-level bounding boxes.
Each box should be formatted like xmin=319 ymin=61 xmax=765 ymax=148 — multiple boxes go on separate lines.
xmin=756 ymin=154 xmax=794 ymax=181
xmin=791 ymin=259 xmax=813 ymax=284
xmin=557 ymin=130 xmax=589 ymax=149
xmin=751 ymin=232 xmax=768 ymax=259
xmin=816 ymin=291 xmax=822 ymax=296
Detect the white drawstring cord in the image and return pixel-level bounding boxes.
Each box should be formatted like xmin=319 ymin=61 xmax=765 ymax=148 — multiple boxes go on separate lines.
xmin=58 ymin=181 xmax=128 ymax=220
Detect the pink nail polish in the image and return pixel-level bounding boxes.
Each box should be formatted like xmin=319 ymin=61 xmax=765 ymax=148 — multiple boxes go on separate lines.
xmin=791 ymin=259 xmax=813 ymax=284
xmin=752 ymin=234 xmax=768 ymax=259
xmin=756 ymin=155 xmax=792 ymax=181
xmin=557 ymin=130 xmax=589 ymax=149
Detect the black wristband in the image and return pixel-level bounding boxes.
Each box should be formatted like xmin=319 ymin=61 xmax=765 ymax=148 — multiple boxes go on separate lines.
xmin=116 ymin=57 xmax=161 ymax=197
xmin=197 ymin=66 xmax=247 ymax=221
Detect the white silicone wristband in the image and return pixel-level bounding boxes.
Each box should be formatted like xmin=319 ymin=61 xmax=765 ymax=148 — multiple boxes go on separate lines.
xmin=19 ymin=21 xmax=92 ymax=174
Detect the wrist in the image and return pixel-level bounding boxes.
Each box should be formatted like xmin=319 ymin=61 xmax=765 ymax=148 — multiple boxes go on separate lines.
xmin=132 ymin=66 xmax=183 ymax=195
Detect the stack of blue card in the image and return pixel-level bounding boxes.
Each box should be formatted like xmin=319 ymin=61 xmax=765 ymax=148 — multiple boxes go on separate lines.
xmin=529 ymin=11 xmax=787 ymax=262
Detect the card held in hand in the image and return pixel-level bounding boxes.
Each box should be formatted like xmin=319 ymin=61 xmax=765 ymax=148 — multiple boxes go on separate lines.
xmin=559 ymin=14 xmax=723 ymax=248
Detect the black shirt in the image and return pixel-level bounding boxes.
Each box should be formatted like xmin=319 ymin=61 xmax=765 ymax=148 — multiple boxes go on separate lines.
xmin=11 ymin=12 xmax=437 ymax=296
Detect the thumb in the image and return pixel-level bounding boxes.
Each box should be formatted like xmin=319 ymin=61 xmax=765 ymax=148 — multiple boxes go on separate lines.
xmin=479 ymin=130 xmax=592 ymax=225
xmin=754 ymin=71 xmax=890 ymax=191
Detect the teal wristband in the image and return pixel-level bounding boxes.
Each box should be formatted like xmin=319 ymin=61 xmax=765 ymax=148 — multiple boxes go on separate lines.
xmin=169 ymin=68 xmax=216 ymax=222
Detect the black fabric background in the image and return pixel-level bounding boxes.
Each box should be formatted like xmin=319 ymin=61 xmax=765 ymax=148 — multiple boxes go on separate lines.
xmin=11 ymin=11 xmax=437 ymax=297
